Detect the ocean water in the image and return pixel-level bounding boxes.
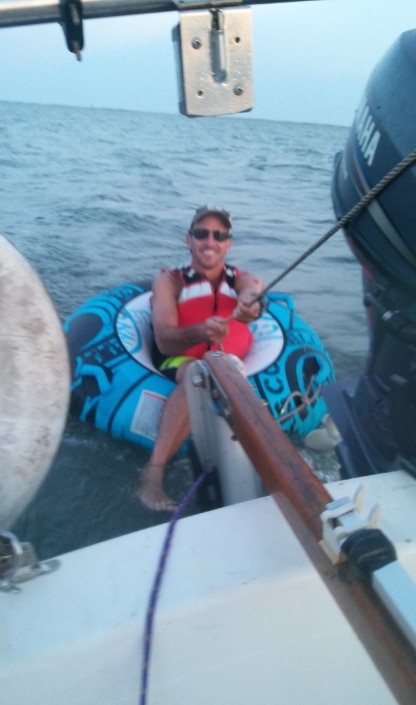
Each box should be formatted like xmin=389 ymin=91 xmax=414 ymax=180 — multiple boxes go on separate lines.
xmin=0 ymin=102 xmax=368 ymax=559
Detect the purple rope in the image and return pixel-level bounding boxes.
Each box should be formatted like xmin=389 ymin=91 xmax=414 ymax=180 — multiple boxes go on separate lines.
xmin=139 ymin=471 xmax=207 ymax=705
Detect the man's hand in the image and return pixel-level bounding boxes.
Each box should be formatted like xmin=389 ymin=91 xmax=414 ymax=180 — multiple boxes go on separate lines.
xmin=232 ymin=295 xmax=262 ymax=323
xmin=203 ymin=316 xmax=229 ymax=346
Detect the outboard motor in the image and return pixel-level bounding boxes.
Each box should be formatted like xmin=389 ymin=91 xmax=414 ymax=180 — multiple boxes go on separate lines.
xmin=327 ymin=29 xmax=416 ymax=479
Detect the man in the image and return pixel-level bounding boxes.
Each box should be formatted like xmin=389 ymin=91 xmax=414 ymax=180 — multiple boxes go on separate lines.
xmin=137 ymin=206 xmax=264 ymax=511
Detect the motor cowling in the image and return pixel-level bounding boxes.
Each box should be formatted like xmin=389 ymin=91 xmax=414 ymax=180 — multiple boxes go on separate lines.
xmin=327 ymin=30 xmax=416 ymax=479
xmin=332 ymin=29 xmax=416 ymax=296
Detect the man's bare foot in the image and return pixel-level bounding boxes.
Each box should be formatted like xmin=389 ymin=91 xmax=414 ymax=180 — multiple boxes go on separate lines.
xmin=137 ymin=466 xmax=178 ymax=512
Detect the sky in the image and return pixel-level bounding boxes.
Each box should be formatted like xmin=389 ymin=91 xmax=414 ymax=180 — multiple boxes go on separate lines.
xmin=0 ymin=0 xmax=415 ymax=126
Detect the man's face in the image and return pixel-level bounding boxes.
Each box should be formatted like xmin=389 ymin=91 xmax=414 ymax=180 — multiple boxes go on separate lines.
xmin=186 ymin=214 xmax=232 ymax=271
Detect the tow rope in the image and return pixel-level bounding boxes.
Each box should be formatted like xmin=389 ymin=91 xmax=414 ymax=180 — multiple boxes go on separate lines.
xmin=250 ymin=147 xmax=416 ymax=303
xmin=139 ymin=471 xmax=207 ymax=705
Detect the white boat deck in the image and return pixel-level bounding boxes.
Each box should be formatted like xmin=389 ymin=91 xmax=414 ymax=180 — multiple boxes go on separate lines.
xmin=1 ymin=470 xmax=415 ymax=705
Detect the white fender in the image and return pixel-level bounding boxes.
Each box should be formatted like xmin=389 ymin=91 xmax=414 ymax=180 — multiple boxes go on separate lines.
xmin=0 ymin=235 xmax=70 ymax=528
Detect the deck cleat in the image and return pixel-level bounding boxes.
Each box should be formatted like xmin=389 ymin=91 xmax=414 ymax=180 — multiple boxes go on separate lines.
xmin=319 ymin=487 xmax=381 ymax=564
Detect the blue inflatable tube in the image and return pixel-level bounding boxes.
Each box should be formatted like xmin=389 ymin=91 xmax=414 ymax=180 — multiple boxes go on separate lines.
xmin=64 ymin=284 xmax=335 ymax=449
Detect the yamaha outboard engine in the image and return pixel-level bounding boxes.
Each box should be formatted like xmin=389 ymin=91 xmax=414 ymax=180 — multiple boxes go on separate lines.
xmin=328 ymin=29 xmax=416 ymax=479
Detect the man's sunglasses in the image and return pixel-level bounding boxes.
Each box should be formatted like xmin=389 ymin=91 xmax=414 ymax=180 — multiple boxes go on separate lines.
xmin=190 ymin=228 xmax=232 ymax=242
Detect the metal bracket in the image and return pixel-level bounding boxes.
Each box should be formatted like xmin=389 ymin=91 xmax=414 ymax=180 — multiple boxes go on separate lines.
xmin=172 ymin=7 xmax=254 ymax=116
xmin=319 ymin=487 xmax=381 ymax=564
xmin=190 ymin=354 xmax=233 ymax=423
xmin=0 ymin=531 xmax=60 ymax=593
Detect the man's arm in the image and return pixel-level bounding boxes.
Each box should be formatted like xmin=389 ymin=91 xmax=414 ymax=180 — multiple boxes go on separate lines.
xmin=233 ymin=270 xmax=264 ymax=323
xmin=151 ymin=271 xmax=229 ymax=356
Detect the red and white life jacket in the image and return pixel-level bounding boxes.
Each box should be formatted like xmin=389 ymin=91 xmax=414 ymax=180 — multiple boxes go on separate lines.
xmin=174 ymin=264 xmax=253 ymax=359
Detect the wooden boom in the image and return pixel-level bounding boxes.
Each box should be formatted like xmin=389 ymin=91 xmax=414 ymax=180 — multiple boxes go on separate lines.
xmin=203 ymin=351 xmax=416 ymax=705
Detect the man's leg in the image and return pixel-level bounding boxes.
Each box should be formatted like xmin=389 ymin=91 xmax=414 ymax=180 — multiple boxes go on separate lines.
xmin=137 ymin=364 xmax=191 ymax=511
